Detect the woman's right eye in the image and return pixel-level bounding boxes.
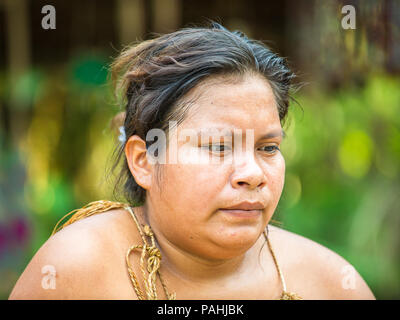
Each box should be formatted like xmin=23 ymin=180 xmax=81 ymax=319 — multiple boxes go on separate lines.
xmin=202 ymin=144 xmax=229 ymax=153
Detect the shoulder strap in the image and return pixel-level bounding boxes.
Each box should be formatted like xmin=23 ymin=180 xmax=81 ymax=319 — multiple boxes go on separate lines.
xmin=124 ymin=206 xmax=176 ymax=300
xmin=263 ymin=229 xmax=303 ymax=300
xmin=50 ymin=200 xmax=175 ymax=300
xmin=51 ymin=200 xmax=129 ymax=236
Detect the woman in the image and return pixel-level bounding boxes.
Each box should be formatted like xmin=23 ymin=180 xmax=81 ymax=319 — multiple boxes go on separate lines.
xmin=9 ymin=22 xmax=375 ymax=300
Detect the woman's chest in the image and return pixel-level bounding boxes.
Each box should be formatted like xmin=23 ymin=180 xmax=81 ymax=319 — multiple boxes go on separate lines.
xmin=100 ymin=258 xmax=285 ymax=300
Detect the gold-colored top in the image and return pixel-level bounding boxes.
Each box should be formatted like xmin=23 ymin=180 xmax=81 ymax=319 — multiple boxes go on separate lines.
xmin=51 ymin=200 xmax=302 ymax=300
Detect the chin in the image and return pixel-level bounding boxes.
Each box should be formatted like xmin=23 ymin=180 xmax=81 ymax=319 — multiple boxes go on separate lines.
xmin=209 ymin=225 xmax=262 ymax=257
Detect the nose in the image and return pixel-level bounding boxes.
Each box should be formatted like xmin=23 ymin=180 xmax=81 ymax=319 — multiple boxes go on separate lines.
xmin=230 ymin=152 xmax=266 ymax=190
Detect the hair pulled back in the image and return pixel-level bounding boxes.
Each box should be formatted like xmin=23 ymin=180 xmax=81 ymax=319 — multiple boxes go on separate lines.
xmin=108 ymin=21 xmax=296 ymax=206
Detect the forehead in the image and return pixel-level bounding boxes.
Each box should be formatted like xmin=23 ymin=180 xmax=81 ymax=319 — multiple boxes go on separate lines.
xmin=180 ymin=74 xmax=280 ymax=130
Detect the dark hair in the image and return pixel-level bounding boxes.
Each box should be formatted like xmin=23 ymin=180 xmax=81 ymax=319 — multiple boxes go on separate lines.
xmin=108 ymin=21 xmax=296 ymax=206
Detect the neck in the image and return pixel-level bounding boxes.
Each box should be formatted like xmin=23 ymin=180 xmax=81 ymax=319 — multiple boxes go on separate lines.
xmin=133 ymin=205 xmax=266 ymax=286
xmin=149 ymin=226 xmax=264 ymax=285
xmin=158 ymin=232 xmax=256 ymax=282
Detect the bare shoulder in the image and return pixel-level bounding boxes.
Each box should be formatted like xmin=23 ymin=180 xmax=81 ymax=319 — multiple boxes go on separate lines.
xmin=267 ymin=224 xmax=376 ymax=300
xmin=9 ymin=208 xmax=139 ymax=300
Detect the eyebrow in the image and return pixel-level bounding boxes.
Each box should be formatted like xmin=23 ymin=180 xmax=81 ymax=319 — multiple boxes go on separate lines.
xmin=195 ymin=128 xmax=286 ymax=140
xmin=259 ymin=129 xmax=286 ymax=140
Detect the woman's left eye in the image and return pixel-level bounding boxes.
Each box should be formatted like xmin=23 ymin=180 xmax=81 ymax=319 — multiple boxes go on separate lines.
xmin=207 ymin=144 xmax=230 ymax=152
xmin=259 ymin=145 xmax=280 ymax=153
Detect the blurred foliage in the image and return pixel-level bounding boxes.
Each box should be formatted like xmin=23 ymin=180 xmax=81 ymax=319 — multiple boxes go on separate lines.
xmin=278 ymin=74 xmax=400 ymax=299
xmin=0 ymin=55 xmax=119 ymax=298
xmin=0 ymin=60 xmax=399 ymax=299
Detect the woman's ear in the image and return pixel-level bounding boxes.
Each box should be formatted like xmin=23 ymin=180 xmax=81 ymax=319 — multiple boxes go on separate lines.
xmin=125 ymin=135 xmax=153 ymax=190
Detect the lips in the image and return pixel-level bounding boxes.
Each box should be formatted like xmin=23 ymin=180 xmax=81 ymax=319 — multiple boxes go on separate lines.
xmin=221 ymin=201 xmax=265 ymax=211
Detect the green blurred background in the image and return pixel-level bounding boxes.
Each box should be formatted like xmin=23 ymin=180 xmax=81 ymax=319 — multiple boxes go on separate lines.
xmin=0 ymin=0 xmax=399 ymax=299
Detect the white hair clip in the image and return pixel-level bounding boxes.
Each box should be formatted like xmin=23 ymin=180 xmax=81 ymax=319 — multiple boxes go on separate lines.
xmin=118 ymin=126 xmax=126 ymax=144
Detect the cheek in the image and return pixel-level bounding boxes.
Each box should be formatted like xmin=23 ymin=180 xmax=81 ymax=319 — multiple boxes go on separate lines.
xmin=264 ymin=155 xmax=286 ymax=199
xmin=152 ymin=163 xmax=227 ymax=214
xmin=148 ymin=164 xmax=229 ymax=247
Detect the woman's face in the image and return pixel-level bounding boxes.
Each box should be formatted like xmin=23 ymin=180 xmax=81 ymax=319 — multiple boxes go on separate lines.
xmin=146 ymin=74 xmax=285 ymax=261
